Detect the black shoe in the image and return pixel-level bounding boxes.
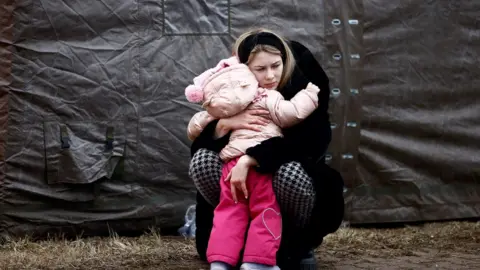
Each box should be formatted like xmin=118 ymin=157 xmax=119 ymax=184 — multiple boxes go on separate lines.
xmin=299 ymin=250 xmax=316 ymax=270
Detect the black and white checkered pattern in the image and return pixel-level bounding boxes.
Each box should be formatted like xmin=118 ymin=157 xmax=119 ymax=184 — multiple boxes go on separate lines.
xmin=274 ymin=161 xmax=316 ymax=228
xmin=189 ymin=148 xmax=223 ymax=206
xmin=189 ymin=148 xmax=316 ymax=228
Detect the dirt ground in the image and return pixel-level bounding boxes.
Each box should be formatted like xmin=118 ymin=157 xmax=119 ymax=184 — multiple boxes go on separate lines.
xmin=0 ymin=221 xmax=478 ymax=270
xmin=316 ymin=249 xmax=479 ymax=269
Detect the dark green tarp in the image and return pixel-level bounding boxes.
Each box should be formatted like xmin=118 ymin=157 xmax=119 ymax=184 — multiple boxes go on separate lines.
xmin=0 ymin=0 xmax=479 ymax=238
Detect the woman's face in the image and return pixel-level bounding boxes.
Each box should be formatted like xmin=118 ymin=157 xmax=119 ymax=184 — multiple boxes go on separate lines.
xmin=248 ymin=51 xmax=283 ymax=90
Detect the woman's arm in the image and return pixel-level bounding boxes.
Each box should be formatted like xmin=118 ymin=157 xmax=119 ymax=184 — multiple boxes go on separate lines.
xmin=245 ymin=107 xmax=332 ymax=173
xmin=190 ymin=119 xmax=231 ymax=157
xmin=245 ymin=41 xmax=332 ymax=173
xmin=189 ymin=109 xmax=271 ymax=157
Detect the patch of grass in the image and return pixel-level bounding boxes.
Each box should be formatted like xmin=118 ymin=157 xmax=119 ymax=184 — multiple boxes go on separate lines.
xmin=319 ymin=221 xmax=480 ymax=258
xmin=0 ymin=221 xmax=478 ymax=269
xmin=0 ymin=228 xmax=199 ymax=270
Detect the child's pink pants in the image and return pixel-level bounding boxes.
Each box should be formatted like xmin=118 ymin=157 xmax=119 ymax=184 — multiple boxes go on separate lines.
xmin=206 ymin=157 xmax=282 ymax=266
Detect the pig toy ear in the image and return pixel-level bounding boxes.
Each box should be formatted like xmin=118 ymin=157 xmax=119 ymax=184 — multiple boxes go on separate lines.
xmin=214 ymin=56 xmax=240 ymax=71
xmin=239 ymin=80 xmax=251 ymax=87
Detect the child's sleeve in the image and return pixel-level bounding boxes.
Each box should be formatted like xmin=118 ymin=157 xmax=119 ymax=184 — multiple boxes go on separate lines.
xmin=187 ymin=111 xmax=216 ymax=141
xmin=266 ymin=82 xmax=321 ymax=128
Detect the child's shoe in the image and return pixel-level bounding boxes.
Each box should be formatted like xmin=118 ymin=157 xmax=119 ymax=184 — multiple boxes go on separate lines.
xmin=210 ymin=261 xmax=232 ymax=270
xmin=239 ymin=262 xmax=280 ymax=270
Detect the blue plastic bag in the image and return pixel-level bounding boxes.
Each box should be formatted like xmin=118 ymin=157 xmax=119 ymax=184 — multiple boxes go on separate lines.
xmin=178 ymin=204 xmax=196 ymax=238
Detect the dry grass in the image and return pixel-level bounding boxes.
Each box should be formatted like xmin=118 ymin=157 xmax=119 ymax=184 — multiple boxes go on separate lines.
xmin=0 ymin=221 xmax=478 ymax=270
xmin=320 ymin=221 xmax=480 ymax=258
xmin=0 ymin=229 xmax=198 ymax=270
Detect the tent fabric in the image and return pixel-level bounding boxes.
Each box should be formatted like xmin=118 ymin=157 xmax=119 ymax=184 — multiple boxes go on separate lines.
xmin=0 ymin=0 xmax=15 ymax=236
xmin=0 ymin=0 xmax=479 ymax=238
xmin=338 ymin=0 xmax=480 ymax=223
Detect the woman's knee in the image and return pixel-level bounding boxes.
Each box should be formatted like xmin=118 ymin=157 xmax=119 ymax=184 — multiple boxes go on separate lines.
xmin=189 ymin=149 xmax=223 ymax=182
xmin=189 ymin=148 xmax=223 ymax=206
xmin=273 ymin=161 xmax=316 ymax=200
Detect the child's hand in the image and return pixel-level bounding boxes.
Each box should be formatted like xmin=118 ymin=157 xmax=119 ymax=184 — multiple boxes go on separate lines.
xmin=225 ymin=162 xmax=249 ymax=203
xmin=224 ymin=155 xmax=258 ymax=203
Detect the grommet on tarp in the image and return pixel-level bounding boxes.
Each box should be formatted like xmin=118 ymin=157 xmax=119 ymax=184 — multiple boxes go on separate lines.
xmin=333 ymin=53 xmax=342 ymax=60
xmin=331 ymin=88 xmax=341 ymax=97
xmin=342 ymin=153 xmax=354 ymax=160
xmin=60 ymin=125 xmax=70 ymax=149
xmin=350 ymin=88 xmax=359 ymax=95
xmin=348 ymin=19 xmax=359 ymax=25
xmin=105 ymin=126 xmax=114 ymax=151
xmin=346 ymin=122 xmax=357 ymax=127
xmin=350 ymin=54 xmax=360 ymax=59
xmin=331 ymin=18 xmax=341 ymax=25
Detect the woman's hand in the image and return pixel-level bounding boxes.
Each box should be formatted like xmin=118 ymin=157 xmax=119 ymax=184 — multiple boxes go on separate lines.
xmin=214 ymin=109 xmax=270 ymax=138
xmin=225 ymin=155 xmax=258 ymax=203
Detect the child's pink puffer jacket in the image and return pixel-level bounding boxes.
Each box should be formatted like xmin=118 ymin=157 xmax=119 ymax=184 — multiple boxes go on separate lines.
xmin=186 ymin=57 xmax=320 ymax=161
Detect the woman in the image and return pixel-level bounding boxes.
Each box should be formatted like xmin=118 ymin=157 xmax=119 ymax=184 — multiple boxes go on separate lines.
xmin=189 ymin=28 xmax=345 ymax=269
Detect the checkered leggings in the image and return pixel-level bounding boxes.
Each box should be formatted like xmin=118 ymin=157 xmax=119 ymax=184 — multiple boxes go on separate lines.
xmin=189 ymin=148 xmax=316 ymax=228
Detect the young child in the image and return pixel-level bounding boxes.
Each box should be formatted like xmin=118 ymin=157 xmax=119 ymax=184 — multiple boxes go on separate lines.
xmin=185 ymin=56 xmax=320 ymax=270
